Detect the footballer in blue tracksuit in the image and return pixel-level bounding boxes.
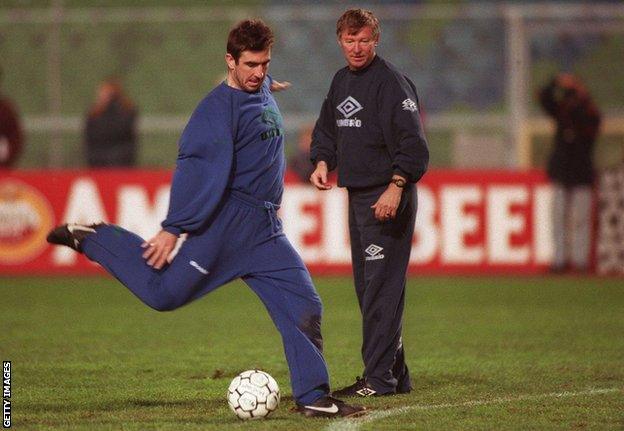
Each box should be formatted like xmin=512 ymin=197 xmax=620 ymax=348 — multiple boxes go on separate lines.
xmin=47 ymin=19 xmax=364 ymax=418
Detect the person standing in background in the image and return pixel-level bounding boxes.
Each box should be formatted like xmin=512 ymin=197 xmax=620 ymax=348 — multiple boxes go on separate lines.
xmin=0 ymin=65 xmax=24 ymax=168
xmin=539 ymin=73 xmax=601 ymax=273
xmin=84 ymin=78 xmax=138 ymax=167
xmin=288 ymin=124 xmax=316 ymax=182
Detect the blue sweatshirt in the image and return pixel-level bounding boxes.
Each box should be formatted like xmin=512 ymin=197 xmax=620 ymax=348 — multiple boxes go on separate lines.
xmin=162 ymin=78 xmax=285 ymax=236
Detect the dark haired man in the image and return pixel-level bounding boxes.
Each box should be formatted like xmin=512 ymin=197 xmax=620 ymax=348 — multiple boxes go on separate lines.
xmin=310 ymin=9 xmax=429 ymax=397
xmin=47 ymin=19 xmax=364 ymax=418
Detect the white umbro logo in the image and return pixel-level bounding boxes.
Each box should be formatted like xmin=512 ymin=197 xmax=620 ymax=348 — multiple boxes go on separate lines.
xmin=365 ymin=244 xmax=385 ymax=261
xmin=402 ymin=98 xmax=418 ymax=112
xmin=337 ymin=96 xmax=363 ymax=118
xmin=356 ymin=387 xmax=377 ymax=397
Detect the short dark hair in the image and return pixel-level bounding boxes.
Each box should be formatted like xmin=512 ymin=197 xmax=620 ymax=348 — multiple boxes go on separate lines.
xmin=336 ymin=8 xmax=380 ymax=39
xmin=227 ymin=19 xmax=274 ymax=62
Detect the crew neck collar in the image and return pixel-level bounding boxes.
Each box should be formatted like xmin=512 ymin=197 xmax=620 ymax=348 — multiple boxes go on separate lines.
xmin=221 ymin=80 xmax=262 ymax=95
xmin=348 ymin=54 xmax=379 ymax=75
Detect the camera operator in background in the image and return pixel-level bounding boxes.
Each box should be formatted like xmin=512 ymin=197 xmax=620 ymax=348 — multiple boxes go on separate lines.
xmin=0 ymin=65 xmax=23 ymax=168
xmin=539 ymin=73 xmax=601 ymax=273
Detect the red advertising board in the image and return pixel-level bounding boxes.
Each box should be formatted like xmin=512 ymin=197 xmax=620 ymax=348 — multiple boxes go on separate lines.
xmin=0 ymin=169 xmax=553 ymax=275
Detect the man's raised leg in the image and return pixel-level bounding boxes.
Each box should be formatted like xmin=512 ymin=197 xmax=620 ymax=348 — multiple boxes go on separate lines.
xmin=48 ymin=224 xmax=232 ymax=311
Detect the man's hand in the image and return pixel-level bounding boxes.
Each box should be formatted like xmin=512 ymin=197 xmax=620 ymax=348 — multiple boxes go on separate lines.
xmin=371 ymin=182 xmax=404 ymax=221
xmin=141 ymin=230 xmax=178 ymax=270
xmin=310 ymin=161 xmax=332 ymax=190
xmin=270 ymin=80 xmax=291 ymax=92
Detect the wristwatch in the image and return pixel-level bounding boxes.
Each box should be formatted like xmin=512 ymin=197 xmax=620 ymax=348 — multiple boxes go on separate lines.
xmin=391 ymin=177 xmax=407 ymax=188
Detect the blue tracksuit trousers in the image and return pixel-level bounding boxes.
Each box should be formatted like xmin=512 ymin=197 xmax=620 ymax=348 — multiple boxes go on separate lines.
xmin=81 ymin=190 xmax=329 ymax=405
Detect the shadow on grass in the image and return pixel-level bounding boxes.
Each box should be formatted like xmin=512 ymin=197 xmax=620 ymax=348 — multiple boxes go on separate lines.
xmin=25 ymin=397 xmax=215 ymax=414
xmin=21 ymin=397 xmax=295 ymax=428
xmin=25 ymin=395 xmax=296 ymax=422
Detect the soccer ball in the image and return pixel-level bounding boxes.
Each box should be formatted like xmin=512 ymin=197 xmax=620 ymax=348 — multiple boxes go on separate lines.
xmin=227 ymin=370 xmax=280 ymax=420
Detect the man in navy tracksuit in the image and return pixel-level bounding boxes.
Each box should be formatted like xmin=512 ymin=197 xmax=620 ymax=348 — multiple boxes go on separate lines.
xmin=47 ymin=19 xmax=364 ymax=418
xmin=310 ymin=9 xmax=429 ymax=397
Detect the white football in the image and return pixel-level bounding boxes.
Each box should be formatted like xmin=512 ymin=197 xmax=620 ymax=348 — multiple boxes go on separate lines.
xmin=227 ymin=370 xmax=280 ymax=420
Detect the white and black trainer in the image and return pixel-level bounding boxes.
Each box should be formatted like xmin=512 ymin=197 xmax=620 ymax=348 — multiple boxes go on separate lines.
xmin=295 ymin=395 xmax=366 ymax=418
xmin=46 ymin=223 xmax=102 ymax=252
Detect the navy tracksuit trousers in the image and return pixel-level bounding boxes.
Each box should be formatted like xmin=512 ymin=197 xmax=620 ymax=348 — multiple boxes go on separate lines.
xmin=348 ymin=184 xmax=416 ymax=394
xmin=81 ymin=190 xmax=329 ymax=405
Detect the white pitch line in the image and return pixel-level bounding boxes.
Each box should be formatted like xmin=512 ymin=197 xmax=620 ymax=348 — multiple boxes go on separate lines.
xmin=326 ymin=387 xmax=621 ymax=431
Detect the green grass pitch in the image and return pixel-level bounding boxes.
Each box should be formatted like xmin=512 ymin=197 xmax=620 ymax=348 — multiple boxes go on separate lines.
xmin=1 ymin=275 xmax=623 ymax=430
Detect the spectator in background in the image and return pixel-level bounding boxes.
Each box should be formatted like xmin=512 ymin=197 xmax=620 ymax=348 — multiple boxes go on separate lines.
xmin=84 ymin=78 xmax=138 ymax=167
xmin=539 ymin=73 xmax=601 ymax=273
xmin=0 ymin=65 xmax=23 ymax=168
xmin=288 ymin=123 xmax=315 ymax=182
